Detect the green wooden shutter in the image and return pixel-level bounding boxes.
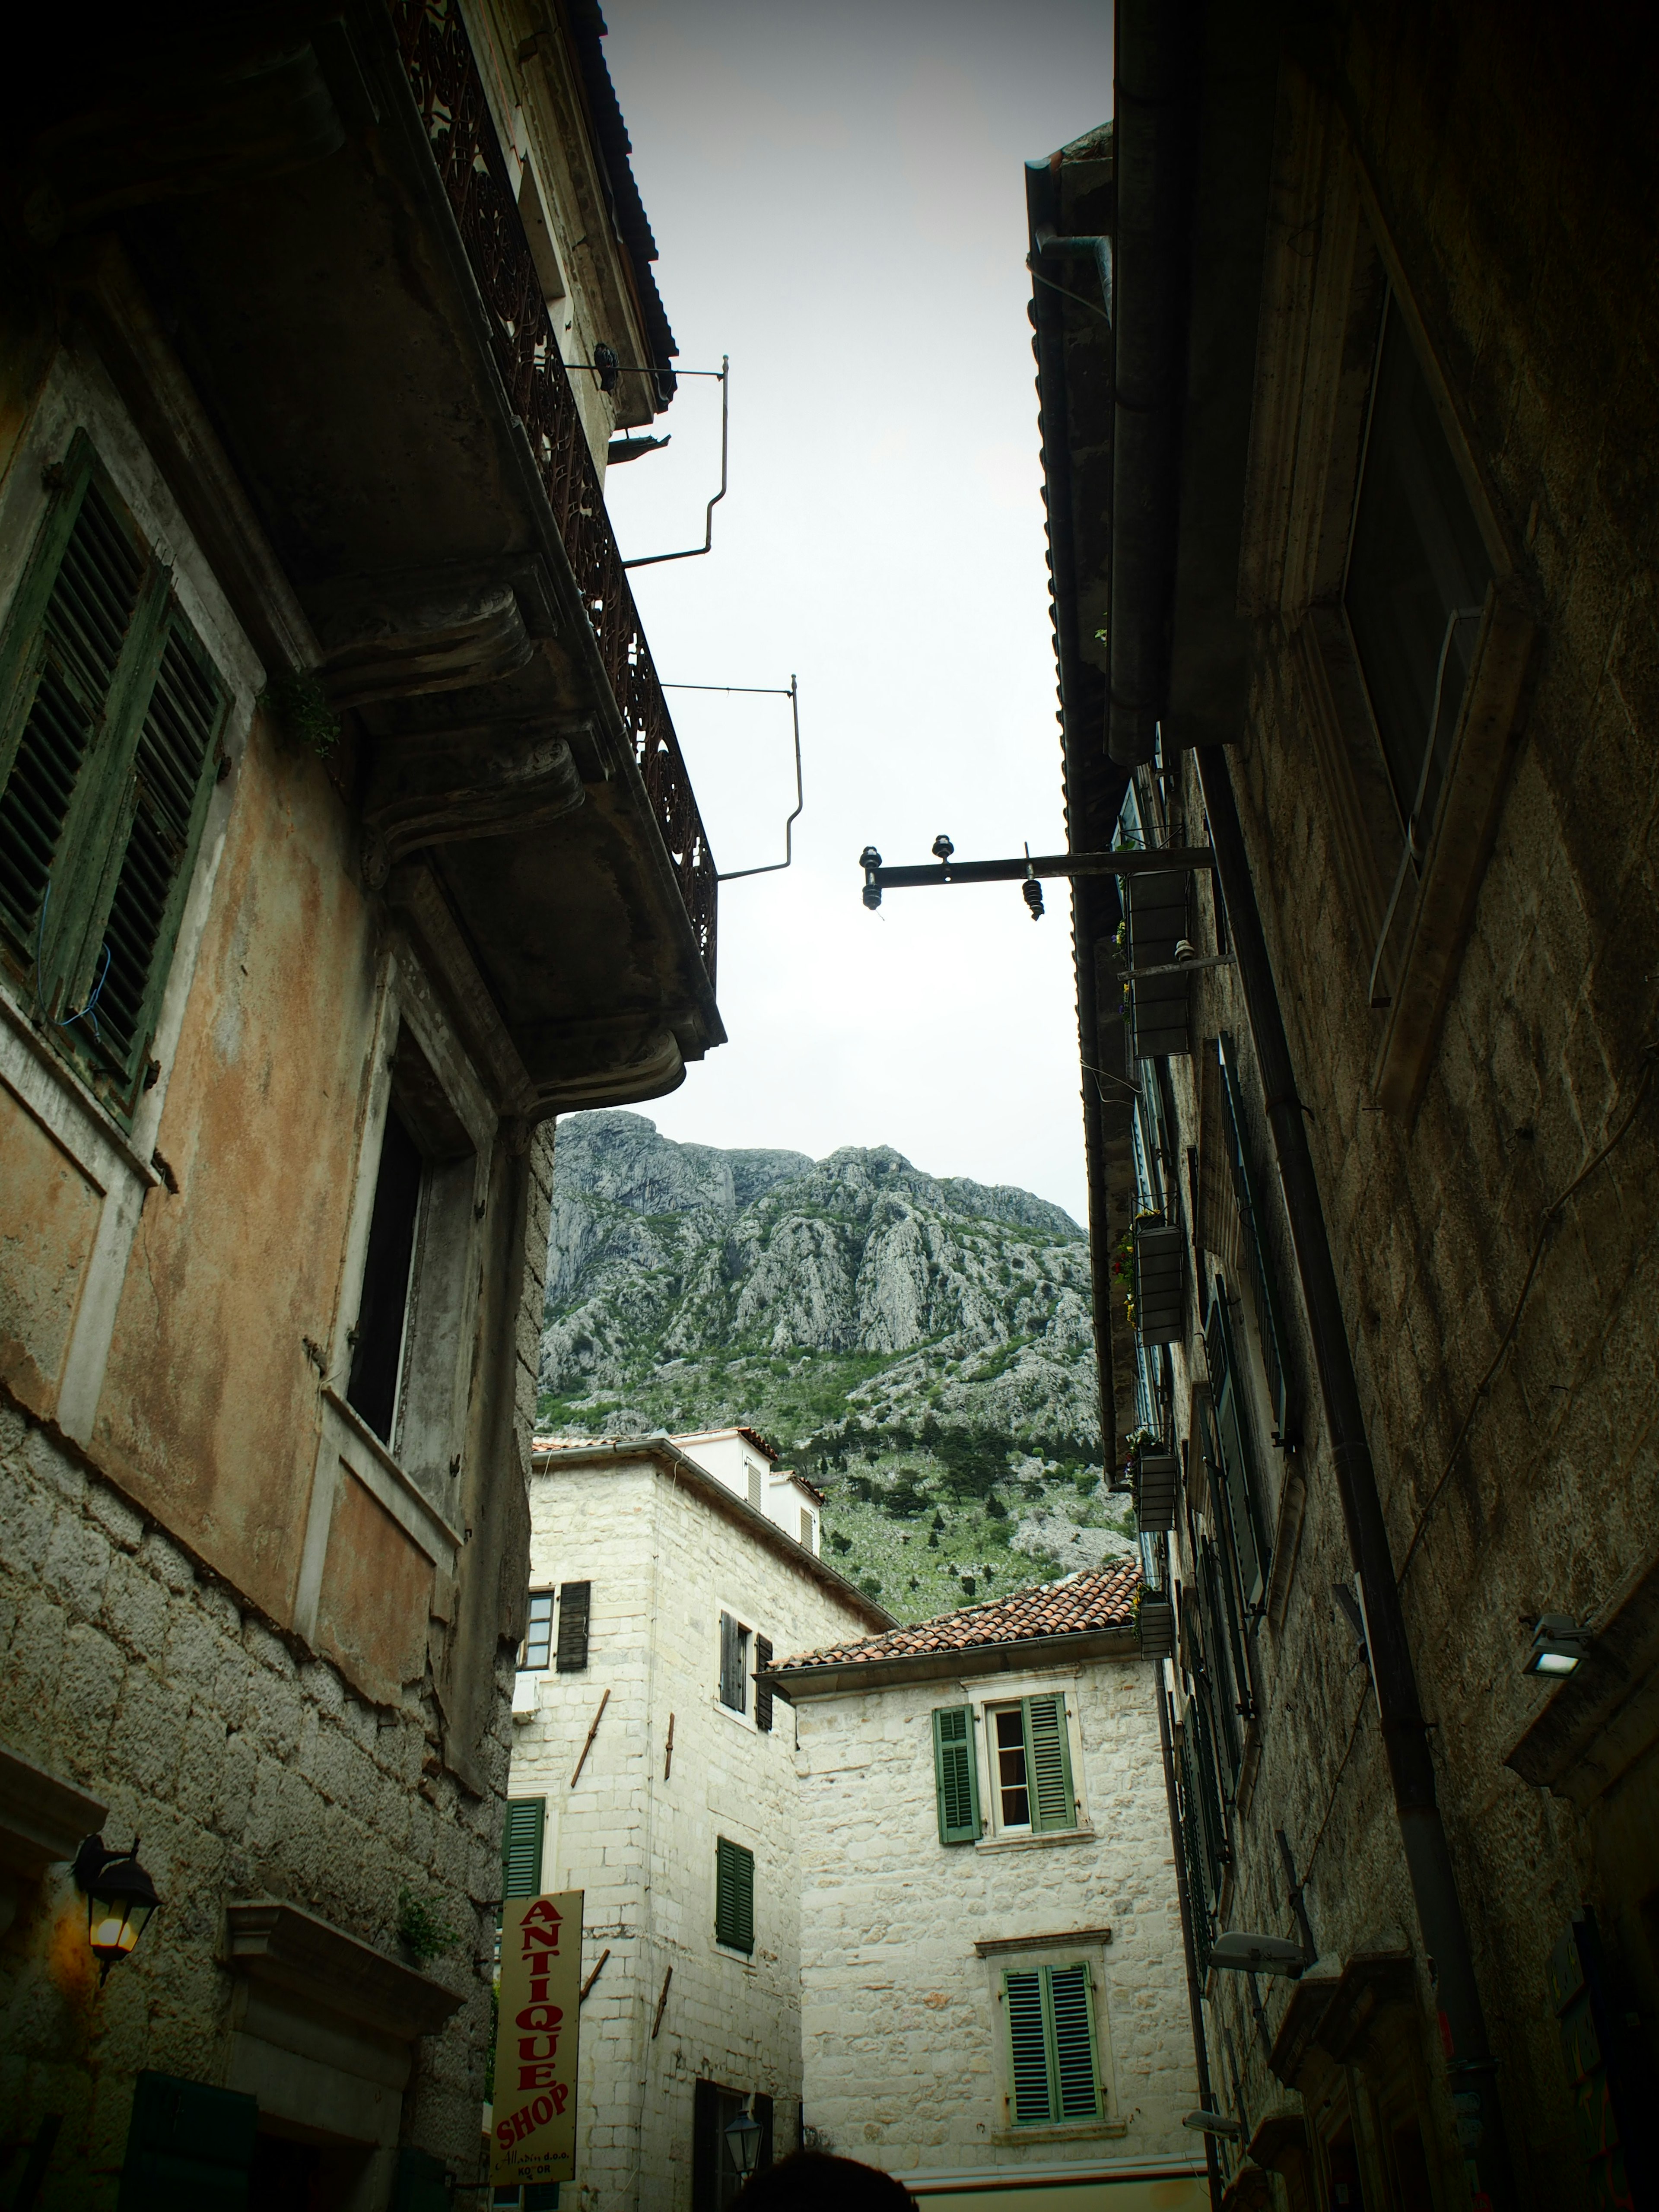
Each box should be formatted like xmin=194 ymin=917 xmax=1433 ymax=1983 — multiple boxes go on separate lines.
xmin=715 ymin=1837 xmax=754 ymax=1953
xmin=932 ymin=1705 xmax=981 ymax=1844
xmin=0 ymin=468 xmax=147 ymax=950
xmin=118 ymin=2070 xmax=256 ymax=2211
xmin=1025 ymin=1694 xmax=1074 ymax=1831
xmin=501 ymin=1796 xmax=545 ymax=1899
xmin=1046 ymin=1963 xmax=1102 ymax=2120
xmin=754 ymin=1634 xmax=774 ymax=1733
xmin=1004 ymin=1969 xmax=1054 ymax=2125
xmin=92 ymin=620 xmax=226 ymax=1075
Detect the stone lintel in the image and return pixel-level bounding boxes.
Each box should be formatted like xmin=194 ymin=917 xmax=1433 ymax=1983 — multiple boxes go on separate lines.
xmin=0 ymin=1741 xmax=108 ymax=1881
xmin=225 ymin=1899 xmax=463 ymax=2044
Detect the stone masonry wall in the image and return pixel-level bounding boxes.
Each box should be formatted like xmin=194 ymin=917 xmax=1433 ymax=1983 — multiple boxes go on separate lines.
xmin=0 ymin=1406 xmax=490 ymax=2200
xmin=505 ymin=1453 xmax=877 ymax=2212
xmin=794 ymin=1656 xmax=1197 ymax=2180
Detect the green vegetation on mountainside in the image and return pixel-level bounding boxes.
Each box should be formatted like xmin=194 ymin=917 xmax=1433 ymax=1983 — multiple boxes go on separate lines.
xmin=539 ymin=1114 xmax=1135 ymax=1624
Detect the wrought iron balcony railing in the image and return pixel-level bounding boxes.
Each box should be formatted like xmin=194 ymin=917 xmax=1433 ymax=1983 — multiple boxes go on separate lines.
xmin=391 ymin=0 xmax=718 ymax=984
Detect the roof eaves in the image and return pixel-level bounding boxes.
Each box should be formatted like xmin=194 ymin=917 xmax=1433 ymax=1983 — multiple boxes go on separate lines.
xmin=765 ymin=1624 xmax=1144 ymax=1703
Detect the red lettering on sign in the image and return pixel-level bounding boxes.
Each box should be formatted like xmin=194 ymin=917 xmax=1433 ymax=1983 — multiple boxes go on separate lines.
xmin=518 ymin=2034 xmax=561 ymax=2061
xmin=522 ymin=1899 xmax=563 ymax=1928
xmin=532 ymin=2094 xmax=554 ymax=2126
xmin=519 ymin=2063 xmax=557 ymax=2091
xmin=528 ymin=1975 xmax=549 ymax=2001
xmin=510 ymin=2104 xmax=537 ymax=2142
xmin=515 ymin=2003 xmax=564 ymax=2031
xmin=552 ymin=2083 xmax=569 ymax=2116
xmin=521 ymin=1927 xmax=561 ymax=1955
xmin=496 ymin=2121 xmax=513 ymax=2150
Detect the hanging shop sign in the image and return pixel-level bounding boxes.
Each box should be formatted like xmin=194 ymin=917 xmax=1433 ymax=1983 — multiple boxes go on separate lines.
xmin=492 ymin=1889 xmax=584 ymax=2190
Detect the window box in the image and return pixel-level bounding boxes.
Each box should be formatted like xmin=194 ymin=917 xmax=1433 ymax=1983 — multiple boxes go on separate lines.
xmin=1126 ymin=870 xmax=1191 ymax=1061
xmin=1132 ymin=1448 xmax=1179 ymax=1535
xmin=1132 ymin=1221 xmax=1185 ymax=1345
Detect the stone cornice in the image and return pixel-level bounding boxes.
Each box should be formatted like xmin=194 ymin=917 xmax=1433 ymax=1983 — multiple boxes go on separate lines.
xmin=225 ymin=1901 xmax=463 ymax=2043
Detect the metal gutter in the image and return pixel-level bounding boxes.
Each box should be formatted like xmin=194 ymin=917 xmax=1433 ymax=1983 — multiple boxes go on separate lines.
xmin=765 ymin=1622 xmax=1143 ymax=1704
xmin=1109 ymin=0 xmax=1199 ymax=766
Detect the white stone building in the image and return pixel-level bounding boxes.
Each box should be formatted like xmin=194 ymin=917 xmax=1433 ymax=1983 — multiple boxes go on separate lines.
xmin=771 ymin=1565 xmax=1208 ymax=2211
xmin=504 ymin=1429 xmax=888 ymax=2209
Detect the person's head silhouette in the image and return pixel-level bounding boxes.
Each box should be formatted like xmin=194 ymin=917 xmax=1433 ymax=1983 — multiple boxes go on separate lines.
xmin=731 ymin=2149 xmax=918 ymax=2209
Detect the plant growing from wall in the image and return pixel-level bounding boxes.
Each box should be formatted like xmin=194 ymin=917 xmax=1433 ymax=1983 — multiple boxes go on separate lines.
xmin=396 ymin=1886 xmax=460 ymax=1967
xmin=260 ymin=670 xmax=342 ymax=759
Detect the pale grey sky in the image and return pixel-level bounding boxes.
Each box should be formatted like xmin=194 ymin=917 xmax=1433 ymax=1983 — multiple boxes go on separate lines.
xmin=600 ymin=1 xmax=1112 ymax=1224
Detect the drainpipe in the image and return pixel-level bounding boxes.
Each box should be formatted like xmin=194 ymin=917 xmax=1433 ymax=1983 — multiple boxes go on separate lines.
xmin=1157 ymin=1681 xmax=1224 ymax=2212
xmin=1193 ymin=746 xmax=1516 ymax=2210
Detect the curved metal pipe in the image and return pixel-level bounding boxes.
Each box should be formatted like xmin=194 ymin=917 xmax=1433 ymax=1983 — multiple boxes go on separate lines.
xmin=623 ymin=355 xmax=729 ymax=570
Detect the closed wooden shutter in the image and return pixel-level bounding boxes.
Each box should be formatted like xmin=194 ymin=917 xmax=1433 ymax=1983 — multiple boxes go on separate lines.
xmin=556 ymin=1581 xmax=591 ymax=1671
xmin=932 ymin=1705 xmax=980 ymax=1844
xmin=719 ymin=1610 xmax=747 ymax=1712
xmin=715 ymin=1837 xmax=754 ymax=1953
xmin=119 ymin=2068 xmax=256 ymax=2211
xmin=1025 ymin=1694 xmax=1075 ymax=1832
xmin=0 ymin=473 xmax=146 ymax=948
xmin=1047 ymin=1963 xmax=1101 ymax=2120
xmin=1206 ymin=1288 xmax=1270 ymax=1610
xmin=753 ymin=1635 xmax=773 ymax=1733
xmin=95 ymin=622 xmax=226 ymax=1072
xmin=1004 ymin=1969 xmax=1052 ymax=2125
xmin=501 ymin=1796 xmax=545 ymax=1899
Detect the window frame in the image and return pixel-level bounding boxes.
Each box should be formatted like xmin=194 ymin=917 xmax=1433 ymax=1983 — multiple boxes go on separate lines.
xmin=0 ymin=432 xmax=231 ymax=1119
xmin=718 ymin=1610 xmax=750 ymax=1716
xmin=519 ymin=1590 xmax=555 ymax=1673
xmin=984 ymin=1693 xmax=1077 ymax=1838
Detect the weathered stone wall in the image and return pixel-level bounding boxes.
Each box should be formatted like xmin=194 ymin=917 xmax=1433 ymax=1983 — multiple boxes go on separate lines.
xmin=1144 ymin=4 xmax=1659 ymax=2199
xmin=505 ymin=1452 xmax=878 ymax=2211
xmin=793 ymin=1656 xmax=1198 ymax=2181
xmin=0 ymin=1405 xmax=507 ymax=2203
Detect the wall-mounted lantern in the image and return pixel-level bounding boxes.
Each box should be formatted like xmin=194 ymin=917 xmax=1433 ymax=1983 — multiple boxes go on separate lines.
xmin=1525 ymin=1616 xmax=1591 ymax=1678
xmin=72 ymin=1834 xmax=160 ymax=1982
xmin=724 ymin=2104 xmax=763 ymax=2183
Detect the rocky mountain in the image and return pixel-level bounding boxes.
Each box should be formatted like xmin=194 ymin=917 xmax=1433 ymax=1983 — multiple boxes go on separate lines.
xmin=538 ymin=1112 xmax=1135 ymax=1623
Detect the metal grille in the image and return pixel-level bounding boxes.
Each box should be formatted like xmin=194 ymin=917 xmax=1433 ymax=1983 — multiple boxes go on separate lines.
xmin=390 ymin=0 xmax=717 ymax=986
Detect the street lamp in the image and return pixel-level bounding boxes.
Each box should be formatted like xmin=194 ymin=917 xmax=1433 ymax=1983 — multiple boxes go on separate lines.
xmin=1525 ymin=1615 xmax=1592 ymax=1677
xmin=724 ymin=2104 xmax=763 ymax=2183
xmin=72 ymin=1834 xmax=161 ymax=1983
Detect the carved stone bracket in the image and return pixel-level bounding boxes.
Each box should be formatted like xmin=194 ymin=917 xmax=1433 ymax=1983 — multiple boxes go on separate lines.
xmin=362 ymin=717 xmax=588 ymax=887
xmin=311 ymin=558 xmax=558 ymax=712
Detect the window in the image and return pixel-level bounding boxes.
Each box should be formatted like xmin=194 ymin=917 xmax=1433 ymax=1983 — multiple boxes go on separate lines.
xmin=346 ymin=1106 xmax=424 ymax=1443
xmin=0 ymin=435 xmax=229 ymax=1115
xmin=799 ymin=1508 xmax=816 ymax=1551
xmin=1346 ymin=295 xmax=1493 ymax=878
xmin=753 ymin=1636 xmax=774 ymax=1734
xmin=693 ymin=2082 xmax=772 ymax=2211
xmin=1004 ymin=1962 xmax=1103 ymax=2126
xmin=555 ymin=1582 xmax=590 ymax=1672
xmin=520 ymin=1592 xmax=553 ymax=1672
xmin=501 ymin=1797 xmax=545 ymax=1901
xmin=988 ymin=1695 xmax=1076 ymax=1834
xmin=746 ymin=1462 xmax=763 ymax=1511
xmin=714 ymin=1838 xmax=753 ymax=1954
xmin=1205 ymin=1286 xmax=1272 ymax=1615
xmin=718 ymin=1611 xmax=749 ymax=1713
xmin=932 ymin=1705 xmax=982 ymax=1845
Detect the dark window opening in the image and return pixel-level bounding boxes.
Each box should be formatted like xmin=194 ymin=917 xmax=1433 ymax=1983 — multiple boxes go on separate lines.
xmin=719 ymin=1611 xmax=749 ymax=1713
xmin=346 ymin=1106 xmax=424 ymax=1443
xmin=1345 ymin=296 xmax=1493 ymax=846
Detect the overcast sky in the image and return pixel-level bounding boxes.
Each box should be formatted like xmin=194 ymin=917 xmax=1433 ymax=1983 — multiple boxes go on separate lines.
xmin=599 ymin=0 xmax=1112 ymax=1224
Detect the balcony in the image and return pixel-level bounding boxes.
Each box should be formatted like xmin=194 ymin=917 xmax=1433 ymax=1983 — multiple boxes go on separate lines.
xmin=23 ymin=0 xmax=722 ymax=1114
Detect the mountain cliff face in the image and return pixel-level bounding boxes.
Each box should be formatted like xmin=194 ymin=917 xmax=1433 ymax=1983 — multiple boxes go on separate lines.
xmin=539 ymin=1113 xmax=1134 ymax=1623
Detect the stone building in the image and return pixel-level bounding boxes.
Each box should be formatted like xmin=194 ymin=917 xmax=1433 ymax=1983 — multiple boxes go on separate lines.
xmin=1028 ymin=3 xmax=1658 ymax=2209
xmin=0 ymin=3 xmax=720 ymax=2203
xmin=505 ymin=1431 xmax=886 ymax=2208
xmin=771 ymin=1564 xmax=1208 ymax=2209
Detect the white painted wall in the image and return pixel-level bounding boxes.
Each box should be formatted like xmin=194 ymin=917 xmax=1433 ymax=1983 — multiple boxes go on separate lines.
xmin=673 ymin=1427 xmax=821 ymax=1556
xmin=507 ymin=1449 xmax=876 ymax=2209
xmin=792 ymin=1655 xmax=1201 ymax=2189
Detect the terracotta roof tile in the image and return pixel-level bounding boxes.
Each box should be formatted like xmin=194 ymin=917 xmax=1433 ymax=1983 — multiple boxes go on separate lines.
xmin=774 ymin=1560 xmax=1142 ymax=1674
